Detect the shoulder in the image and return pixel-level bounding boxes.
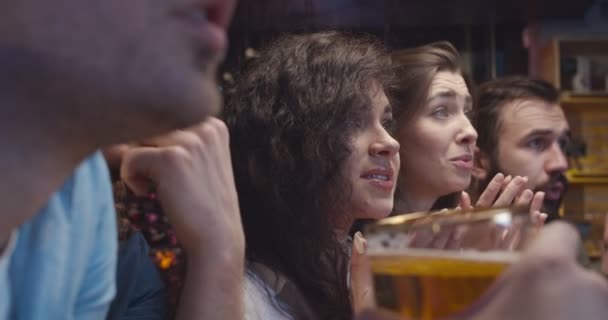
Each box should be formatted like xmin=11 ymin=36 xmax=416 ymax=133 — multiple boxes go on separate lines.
xmin=15 ymin=151 xmax=115 ymax=243
xmin=35 ymin=151 xmax=114 ymax=224
xmin=8 ymin=152 xmax=117 ymax=318
xmin=107 ymin=232 xmax=167 ymax=320
xmin=71 ymin=151 xmax=114 ymax=210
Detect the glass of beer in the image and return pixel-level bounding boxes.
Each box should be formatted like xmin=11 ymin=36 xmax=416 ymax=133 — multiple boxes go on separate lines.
xmin=365 ymin=207 xmax=535 ymax=320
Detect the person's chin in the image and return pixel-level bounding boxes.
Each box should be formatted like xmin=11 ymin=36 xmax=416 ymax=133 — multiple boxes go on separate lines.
xmin=365 ymin=203 xmax=394 ymax=220
xmin=194 ymin=77 xmax=223 ymax=114
xmin=446 ymin=176 xmax=470 ymax=193
xmin=176 ymin=81 xmax=222 ymax=124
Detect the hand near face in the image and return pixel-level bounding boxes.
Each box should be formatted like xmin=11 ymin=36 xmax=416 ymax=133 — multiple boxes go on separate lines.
xmin=350 ymin=232 xmax=415 ymax=319
xmin=351 ymin=232 xmax=376 ymax=314
xmin=120 ymin=117 xmax=244 ymax=257
xmin=355 ymin=223 xmax=608 ymax=320
xmin=459 ymin=173 xmax=547 ymax=227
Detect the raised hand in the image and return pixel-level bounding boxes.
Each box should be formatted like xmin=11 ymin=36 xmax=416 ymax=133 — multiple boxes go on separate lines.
xmin=120 ymin=117 xmax=243 ymax=255
xmin=355 ymin=223 xmax=608 ymax=320
xmin=120 ymin=117 xmax=245 ymax=320
xmin=460 ymin=173 xmax=547 ymax=226
xmin=351 ymin=232 xmax=375 ymax=314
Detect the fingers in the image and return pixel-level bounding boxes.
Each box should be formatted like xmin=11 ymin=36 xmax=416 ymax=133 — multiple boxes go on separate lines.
xmin=493 ymin=176 xmax=528 ymax=207
xmin=120 ymin=117 xmax=242 ymax=258
xmin=431 ymin=228 xmax=457 ymax=249
xmin=498 ymin=226 xmax=523 ymax=251
xmin=476 ymin=173 xmax=505 ymax=208
xmin=531 ymin=211 xmax=548 ymax=228
xmin=120 ymin=117 xmax=233 ymax=199
xmin=191 ymin=117 xmax=230 ymax=147
xmin=501 ymin=175 xmax=513 ymax=192
xmin=124 ymin=126 xmax=214 ymax=194
xmin=137 ymin=117 xmax=229 ymax=150
xmin=516 ymin=190 xmax=545 ymax=227
xmin=120 ymin=146 xmax=167 ymax=195
xmin=459 ymin=191 xmax=473 ymax=211
xmin=351 ymin=232 xmax=376 ymax=314
xmin=102 ymin=144 xmax=131 ymax=169
xmin=137 ymin=128 xmax=200 ymax=149
xmin=513 ymin=189 xmax=534 ymax=208
xmin=530 ymin=191 xmax=545 ymax=214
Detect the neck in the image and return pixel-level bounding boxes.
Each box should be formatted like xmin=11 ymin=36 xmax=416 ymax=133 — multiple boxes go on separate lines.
xmin=393 ymin=187 xmax=439 ymax=214
xmin=333 ymin=216 xmax=355 ymax=242
xmin=0 ymin=95 xmax=98 ymax=246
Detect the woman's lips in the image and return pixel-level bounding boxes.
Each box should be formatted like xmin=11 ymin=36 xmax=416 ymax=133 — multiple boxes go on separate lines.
xmin=361 ymin=168 xmax=395 ymax=191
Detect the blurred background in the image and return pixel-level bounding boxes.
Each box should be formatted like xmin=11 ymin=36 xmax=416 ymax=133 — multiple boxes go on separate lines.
xmin=222 ymin=0 xmax=608 ymax=259
xmin=223 ymin=0 xmax=605 ymax=81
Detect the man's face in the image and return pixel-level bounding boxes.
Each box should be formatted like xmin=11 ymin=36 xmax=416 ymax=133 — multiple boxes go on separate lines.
xmin=0 ymin=0 xmax=236 ymax=139
xmin=491 ymin=99 xmax=570 ymax=212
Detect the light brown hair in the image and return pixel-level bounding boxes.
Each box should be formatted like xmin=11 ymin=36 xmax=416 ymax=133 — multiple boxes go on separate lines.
xmin=389 ymin=41 xmax=470 ymax=210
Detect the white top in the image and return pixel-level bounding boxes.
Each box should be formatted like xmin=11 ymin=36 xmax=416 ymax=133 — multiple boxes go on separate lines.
xmin=244 ymin=271 xmax=291 ymax=320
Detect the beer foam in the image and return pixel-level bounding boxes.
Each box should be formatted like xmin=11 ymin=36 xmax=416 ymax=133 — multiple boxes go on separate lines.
xmin=368 ymin=247 xmax=520 ymax=263
xmin=366 ymin=231 xmax=415 ymax=251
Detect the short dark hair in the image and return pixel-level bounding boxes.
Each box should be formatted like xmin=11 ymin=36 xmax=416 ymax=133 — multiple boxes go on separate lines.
xmin=473 ymin=76 xmax=560 ymax=160
xmin=389 ymin=41 xmax=469 ymax=210
xmin=223 ymin=31 xmax=393 ymax=319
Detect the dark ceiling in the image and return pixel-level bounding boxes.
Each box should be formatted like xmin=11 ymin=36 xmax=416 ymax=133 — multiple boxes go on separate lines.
xmin=230 ymin=0 xmax=596 ymax=31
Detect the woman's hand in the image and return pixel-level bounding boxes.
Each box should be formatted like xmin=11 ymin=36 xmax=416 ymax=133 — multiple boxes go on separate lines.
xmin=356 ymin=223 xmax=608 ymax=320
xmin=459 ymin=173 xmax=547 ymax=227
xmin=351 ymin=232 xmax=376 ymax=315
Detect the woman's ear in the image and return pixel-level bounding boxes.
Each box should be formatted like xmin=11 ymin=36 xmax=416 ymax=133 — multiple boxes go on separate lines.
xmin=472 ymin=146 xmax=489 ymax=180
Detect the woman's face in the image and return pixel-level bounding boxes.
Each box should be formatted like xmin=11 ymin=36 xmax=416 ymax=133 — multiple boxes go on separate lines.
xmin=342 ymin=82 xmax=400 ymax=222
xmin=397 ymin=71 xmax=477 ymax=198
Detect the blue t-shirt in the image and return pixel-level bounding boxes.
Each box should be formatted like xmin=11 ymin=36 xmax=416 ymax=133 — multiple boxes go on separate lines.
xmin=1 ymin=152 xmax=117 ymax=319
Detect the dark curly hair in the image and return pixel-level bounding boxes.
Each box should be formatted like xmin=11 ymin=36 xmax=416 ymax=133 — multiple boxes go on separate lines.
xmin=223 ymin=31 xmax=394 ymax=319
xmin=389 ymin=41 xmax=471 ymax=211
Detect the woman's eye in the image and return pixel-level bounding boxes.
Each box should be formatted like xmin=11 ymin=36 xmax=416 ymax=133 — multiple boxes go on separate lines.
xmin=381 ymin=118 xmax=396 ymax=133
xmin=432 ymin=107 xmax=449 ymax=119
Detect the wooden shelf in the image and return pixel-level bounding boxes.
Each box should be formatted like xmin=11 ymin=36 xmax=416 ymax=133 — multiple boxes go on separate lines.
xmin=567 ymin=170 xmax=608 ymax=184
xmin=537 ymin=37 xmax=608 ymax=260
xmin=561 ymin=94 xmax=608 ymax=111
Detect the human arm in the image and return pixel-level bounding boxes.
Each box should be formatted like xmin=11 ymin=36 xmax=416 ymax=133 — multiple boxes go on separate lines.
xmin=121 ymin=118 xmax=245 ymax=320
